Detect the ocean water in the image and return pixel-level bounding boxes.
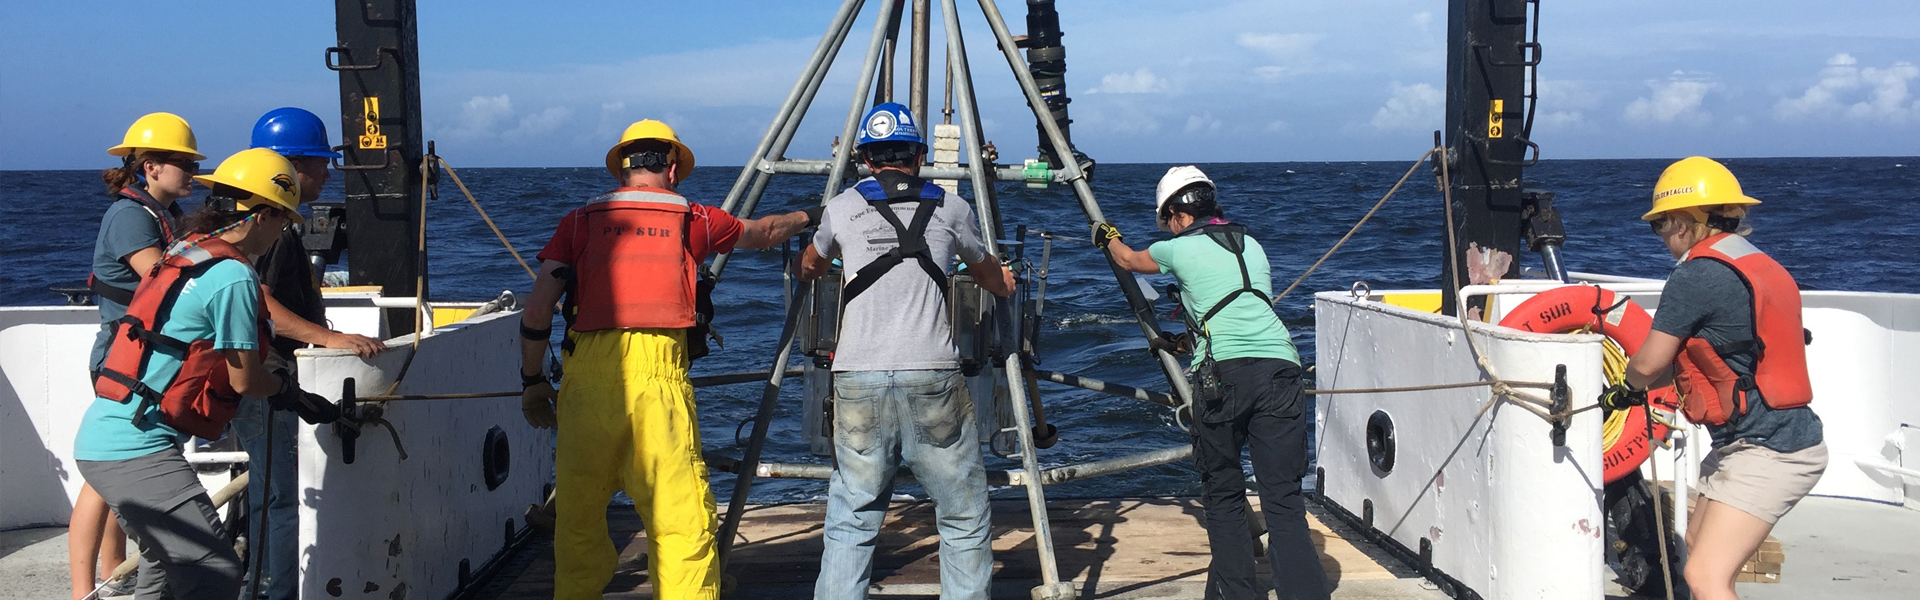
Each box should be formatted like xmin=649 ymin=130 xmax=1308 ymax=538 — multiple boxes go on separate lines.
xmin=5 ymin=157 xmax=1917 ymax=502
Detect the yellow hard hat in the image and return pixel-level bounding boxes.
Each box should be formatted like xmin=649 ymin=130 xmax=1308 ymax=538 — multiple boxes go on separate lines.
xmin=194 ymin=148 xmax=304 ymax=223
xmin=1643 ymin=156 xmax=1760 ymax=221
xmin=107 ymin=112 xmax=206 ymax=160
xmin=604 ymin=119 xmax=695 ymax=181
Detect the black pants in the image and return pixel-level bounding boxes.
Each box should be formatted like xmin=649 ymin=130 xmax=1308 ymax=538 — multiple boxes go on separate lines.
xmin=1192 ymin=358 xmax=1329 ymax=600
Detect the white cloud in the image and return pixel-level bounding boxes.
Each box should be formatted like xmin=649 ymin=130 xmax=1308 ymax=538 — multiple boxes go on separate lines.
xmin=1267 ymin=120 xmax=1293 ymax=134
xmin=1184 ymin=114 xmax=1223 ymax=135
xmin=1528 ymin=80 xmax=1600 ymax=132
xmin=1370 ymin=83 xmax=1443 ymax=131
xmin=1078 ymin=102 xmax=1162 ymax=136
xmin=1775 ymin=53 xmax=1920 ymax=124
xmin=1412 ymin=12 xmax=1435 ymax=32
xmin=1537 ymin=80 xmax=1603 ymax=111
xmin=1237 ymin=33 xmax=1317 ymax=59
xmin=445 ymin=95 xmax=514 ymax=140
xmin=1087 ymin=68 xmax=1168 ymax=94
xmin=1239 ymin=33 xmax=1321 ymax=81
xmin=1624 ymin=74 xmax=1716 ymax=125
xmin=504 ymin=106 xmax=573 ymax=140
xmin=438 ymin=94 xmax=573 ymax=142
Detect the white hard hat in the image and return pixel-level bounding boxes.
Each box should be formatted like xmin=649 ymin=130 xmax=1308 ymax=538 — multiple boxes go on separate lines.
xmin=1155 ymin=165 xmax=1214 ymax=232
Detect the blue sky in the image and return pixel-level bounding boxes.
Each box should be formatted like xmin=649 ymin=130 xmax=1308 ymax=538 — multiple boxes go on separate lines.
xmin=3 ymin=0 xmax=1916 ymax=170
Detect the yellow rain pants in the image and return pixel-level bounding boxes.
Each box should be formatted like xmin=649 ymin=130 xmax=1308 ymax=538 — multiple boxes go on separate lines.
xmin=554 ymin=328 xmax=718 ymax=600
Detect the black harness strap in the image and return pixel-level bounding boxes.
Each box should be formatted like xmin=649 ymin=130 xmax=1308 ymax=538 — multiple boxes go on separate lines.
xmin=117 ymin=315 xmax=193 ymax=355
xmin=90 ymin=276 xmax=137 ymax=306
xmin=1182 ymin=223 xmax=1273 ymax=330
xmin=839 ymin=177 xmax=949 ymax=305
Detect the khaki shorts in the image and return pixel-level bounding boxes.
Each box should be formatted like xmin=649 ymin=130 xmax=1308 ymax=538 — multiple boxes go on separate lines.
xmin=1695 ymin=440 xmax=1828 ymax=524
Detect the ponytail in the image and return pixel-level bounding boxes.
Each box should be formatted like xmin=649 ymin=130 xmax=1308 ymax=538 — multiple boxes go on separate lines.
xmin=101 ymin=155 xmax=142 ymax=195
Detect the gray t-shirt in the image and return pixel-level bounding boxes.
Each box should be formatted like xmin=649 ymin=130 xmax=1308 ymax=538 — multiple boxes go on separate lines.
xmin=812 ymin=176 xmax=990 ymax=372
xmin=1651 ymin=258 xmax=1823 ymax=453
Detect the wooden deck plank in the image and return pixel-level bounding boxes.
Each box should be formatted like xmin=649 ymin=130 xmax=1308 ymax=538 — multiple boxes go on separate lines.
xmin=472 ymin=497 xmax=1417 ymax=599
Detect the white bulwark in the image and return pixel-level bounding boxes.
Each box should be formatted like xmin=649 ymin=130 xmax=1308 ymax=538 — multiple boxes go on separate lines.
xmin=1316 ymin=278 xmax=1920 ymax=599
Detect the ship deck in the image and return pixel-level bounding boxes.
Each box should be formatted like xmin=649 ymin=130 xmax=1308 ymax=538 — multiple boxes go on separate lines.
xmin=466 ymin=497 xmax=1442 ymax=599
xmin=5 ymin=496 xmax=1915 ymax=599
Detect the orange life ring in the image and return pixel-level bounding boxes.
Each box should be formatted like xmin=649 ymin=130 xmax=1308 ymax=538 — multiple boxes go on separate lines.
xmin=1498 ymin=285 xmax=1678 ymax=484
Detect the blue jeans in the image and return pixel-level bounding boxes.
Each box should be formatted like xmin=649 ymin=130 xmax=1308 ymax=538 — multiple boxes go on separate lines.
xmin=232 ymin=396 xmax=299 ymax=600
xmin=817 ymin=370 xmax=991 ymax=600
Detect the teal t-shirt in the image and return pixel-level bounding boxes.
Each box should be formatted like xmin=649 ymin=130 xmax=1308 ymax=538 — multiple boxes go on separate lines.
xmin=1150 ymin=229 xmax=1300 ymax=368
xmin=75 ymin=259 xmax=262 ymax=462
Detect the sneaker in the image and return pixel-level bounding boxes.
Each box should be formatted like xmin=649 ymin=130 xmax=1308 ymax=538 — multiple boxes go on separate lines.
xmin=95 ymin=577 xmax=136 ymax=599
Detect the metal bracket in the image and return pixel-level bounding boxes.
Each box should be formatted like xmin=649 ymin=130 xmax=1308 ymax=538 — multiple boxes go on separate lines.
xmin=325 ymin=46 xmax=398 ymax=71
xmin=1479 ymin=41 xmax=1542 ymax=67
xmin=331 ymin=144 xmax=398 ymax=171
xmin=1549 ymin=364 xmax=1570 ymax=447
xmin=1463 ymin=133 xmax=1541 ymax=167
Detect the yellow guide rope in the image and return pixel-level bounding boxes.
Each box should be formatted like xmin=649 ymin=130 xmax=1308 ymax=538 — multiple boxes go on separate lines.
xmin=1598 ymin=334 xmax=1630 ymax=450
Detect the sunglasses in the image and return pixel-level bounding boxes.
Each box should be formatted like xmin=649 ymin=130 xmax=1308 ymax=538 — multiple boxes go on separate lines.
xmin=152 ymin=155 xmax=201 ymax=173
xmin=1648 ymin=217 xmax=1684 ymax=235
xmin=1159 ymin=185 xmax=1215 ymax=223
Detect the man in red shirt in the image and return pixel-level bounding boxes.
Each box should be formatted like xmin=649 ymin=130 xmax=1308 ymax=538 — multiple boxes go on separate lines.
xmin=516 ymin=120 xmax=812 ymax=600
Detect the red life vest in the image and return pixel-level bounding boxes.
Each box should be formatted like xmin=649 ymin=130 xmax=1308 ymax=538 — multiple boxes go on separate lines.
xmin=563 ymin=187 xmax=698 ymax=332
xmin=1671 ymin=233 xmax=1814 ymax=426
xmin=93 ymin=236 xmax=269 ymax=440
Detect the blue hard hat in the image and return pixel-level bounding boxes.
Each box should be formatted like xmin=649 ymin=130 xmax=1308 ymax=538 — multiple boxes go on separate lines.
xmin=250 ymin=107 xmax=341 ymax=158
xmin=855 ymin=102 xmax=925 ymax=148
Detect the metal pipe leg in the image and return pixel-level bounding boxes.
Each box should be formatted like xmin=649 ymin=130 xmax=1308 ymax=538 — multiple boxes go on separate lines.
xmin=1003 ymin=353 xmax=1075 ymax=600
xmin=972 ymin=0 xmax=1195 ymax=409
xmin=936 ymin=0 xmax=1004 ymax=246
xmin=823 ymin=0 xmax=903 ymax=199
xmin=908 ymin=0 xmax=931 ymax=124
xmin=719 ymin=0 xmax=867 ymax=215
xmin=710 ymin=0 xmax=864 ymax=278
xmin=715 ymin=298 xmax=808 ymax=573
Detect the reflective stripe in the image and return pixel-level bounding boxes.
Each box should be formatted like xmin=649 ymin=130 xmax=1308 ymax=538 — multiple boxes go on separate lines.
xmin=564 ymin=188 xmax=699 ymax=331
xmin=588 ymin=189 xmax=690 ymax=208
xmin=166 ymin=242 xmax=220 ymax=266
xmin=1709 ymin=233 xmax=1762 ymax=260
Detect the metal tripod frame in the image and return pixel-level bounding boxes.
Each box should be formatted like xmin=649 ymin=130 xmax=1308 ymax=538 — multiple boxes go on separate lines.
xmin=704 ymin=1 xmax=1204 ymax=598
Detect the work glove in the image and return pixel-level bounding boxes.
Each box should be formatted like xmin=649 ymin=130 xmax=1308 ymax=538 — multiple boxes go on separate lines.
xmin=521 ymin=381 xmax=558 ymax=429
xmin=1150 ymin=330 xmax=1196 ymax=355
xmin=1598 ymin=384 xmax=1647 ymax=412
xmin=289 ymin=392 xmax=343 ymax=425
xmin=266 ymin=373 xmax=343 ymax=425
xmin=803 ymin=206 xmax=826 ymax=229
xmin=1092 ymin=221 xmax=1123 ymax=249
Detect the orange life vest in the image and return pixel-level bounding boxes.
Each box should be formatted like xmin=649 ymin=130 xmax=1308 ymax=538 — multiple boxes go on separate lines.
xmin=1672 ymin=233 xmax=1814 ymax=425
xmin=562 ymin=187 xmax=698 ymax=332
xmin=93 ymin=236 xmax=269 ymax=440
